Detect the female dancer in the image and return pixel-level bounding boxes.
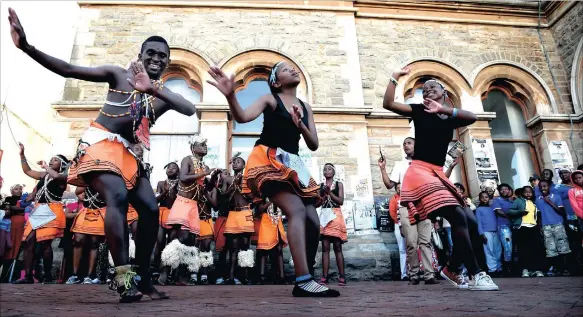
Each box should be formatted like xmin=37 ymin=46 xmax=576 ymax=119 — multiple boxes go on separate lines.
xmin=255 ymin=199 xmax=288 ymax=284
xmin=14 ymin=143 xmax=69 ymax=284
xmin=67 ymin=186 xmax=107 ymax=284
xmin=208 ymin=62 xmax=339 ymax=297
xmin=318 ymin=163 xmax=347 ymax=286
xmin=153 ymin=162 xmax=179 ymax=279
xmin=383 ymin=66 xmax=498 ymax=290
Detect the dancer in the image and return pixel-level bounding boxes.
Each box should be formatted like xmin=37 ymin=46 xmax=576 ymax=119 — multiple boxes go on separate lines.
xmin=67 ymin=187 xmax=106 ymax=284
xmin=220 ymin=156 xmax=255 ymax=285
xmin=214 ymin=168 xmax=231 ymax=285
xmin=318 ymin=163 xmax=347 ymax=286
xmin=153 ymin=162 xmax=179 ymax=277
xmin=256 ymin=199 xmax=288 ymax=284
xmin=195 ymin=169 xmax=220 ymax=285
xmin=163 ymin=136 xmax=217 ymax=285
xmin=9 ymin=8 xmax=196 ymax=301
xmin=13 ymin=143 xmax=69 ymax=284
xmin=383 ymin=66 xmax=498 ymax=290
xmin=1 ymin=184 xmax=26 ymax=282
xmin=208 ymin=62 xmax=339 ymax=296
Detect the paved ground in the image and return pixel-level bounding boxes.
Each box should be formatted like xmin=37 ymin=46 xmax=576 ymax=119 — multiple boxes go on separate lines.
xmin=1 ymin=277 xmax=582 ymax=317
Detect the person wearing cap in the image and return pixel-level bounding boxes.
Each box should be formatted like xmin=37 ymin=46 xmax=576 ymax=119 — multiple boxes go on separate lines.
xmin=529 ymin=174 xmax=541 ymax=197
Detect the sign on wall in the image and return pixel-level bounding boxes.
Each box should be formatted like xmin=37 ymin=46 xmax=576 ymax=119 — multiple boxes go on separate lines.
xmin=549 ymin=141 xmax=574 ymax=182
xmin=471 ymin=138 xmax=501 ymax=191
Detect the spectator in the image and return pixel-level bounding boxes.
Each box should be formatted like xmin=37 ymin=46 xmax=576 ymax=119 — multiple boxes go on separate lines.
xmin=536 ymin=180 xmax=571 ymax=276
xmin=492 ymin=183 xmax=514 ymax=276
xmin=568 ymin=170 xmax=583 ymax=232
xmin=389 ymin=183 xmax=407 ymax=281
xmin=508 ymin=186 xmax=545 ymax=277
xmin=529 ymin=174 xmax=541 ymax=197
xmin=455 ymin=183 xmax=476 ymax=212
xmin=475 ymin=191 xmax=501 ymax=276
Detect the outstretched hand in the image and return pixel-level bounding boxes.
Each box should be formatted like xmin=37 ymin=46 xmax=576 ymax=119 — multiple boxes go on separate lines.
xmin=423 ymin=98 xmax=443 ymax=114
xmin=393 ymin=66 xmax=411 ymax=77
xmin=207 ymin=66 xmax=235 ymax=97
xmin=290 ymin=104 xmax=303 ymax=128
xmin=18 ymin=142 xmax=25 ymax=156
xmin=127 ymin=61 xmax=154 ymax=94
xmin=378 ymin=157 xmax=386 ymax=169
xmin=8 ymin=8 xmax=28 ymax=50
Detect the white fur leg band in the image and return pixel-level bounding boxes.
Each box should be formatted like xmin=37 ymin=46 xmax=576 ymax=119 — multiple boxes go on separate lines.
xmin=161 ymin=239 xmax=184 ymax=269
xmin=199 ymin=251 xmax=213 ymax=268
xmin=108 ymin=239 xmax=137 ymax=266
xmin=183 ymin=245 xmax=200 ymax=272
xmin=237 ymin=250 xmax=255 ymax=268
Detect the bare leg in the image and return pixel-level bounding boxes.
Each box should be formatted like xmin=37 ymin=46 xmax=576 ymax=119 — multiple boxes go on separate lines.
xmin=41 ymin=240 xmax=54 ymax=283
xmin=228 ymin=235 xmax=240 ymax=281
xmin=87 ymin=235 xmax=103 ymax=278
xmin=305 ymin=205 xmax=320 ymax=276
xmin=154 ymin=226 xmax=166 ymax=271
xmin=129 ymin=221 xmax=138 ymax=241
xmin=71 ymin=233 xmax=87 ymax=278
xmin=321 ymin=239 xmax=331 ymax=280
xmin=332 ymin=240 xmax=345 ymax=278
xmin=240 ymin=235 xmax=251 ymax=283
xmin=14 ymin=231 xmax=36 ymax=283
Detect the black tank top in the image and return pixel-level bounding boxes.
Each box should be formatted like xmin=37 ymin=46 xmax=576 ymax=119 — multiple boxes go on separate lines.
xmin=35 ymin=176 xmax=66 ymax=203
xmin=256 ymin=93 xmax=309 ymax=155
xmin=321 ymin=181 xmax=340 ymax=208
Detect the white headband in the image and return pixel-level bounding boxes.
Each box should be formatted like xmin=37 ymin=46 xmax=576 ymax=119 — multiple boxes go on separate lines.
xmin=269 ymin=62 xmax=284 ymax=86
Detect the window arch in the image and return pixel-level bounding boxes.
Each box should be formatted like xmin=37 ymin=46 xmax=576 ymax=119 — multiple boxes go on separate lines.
xmin=405 ymin=77 xmax=467 ymax=188
xmin=482 ymin=82 xmax=538 ymax=191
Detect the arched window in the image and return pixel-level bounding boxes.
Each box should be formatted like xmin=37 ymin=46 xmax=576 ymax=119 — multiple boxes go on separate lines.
xmin=482 ymin=88 xmax=536 ymax=190
xmin=405 ymin=82 xmax=465 ymax=187
xmin=230 ymin=77 xmax=270 ymax=162
xmin=146 ymin=77 xmax=201 ymax=184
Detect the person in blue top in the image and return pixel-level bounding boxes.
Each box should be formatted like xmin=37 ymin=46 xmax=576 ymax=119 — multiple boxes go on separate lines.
xmin=535 ymin=179 xmax=571 ymax=276
xmin=491 ymin=183 xmax=513 ymax=276
xmin=475 ymin=192 xmax=501 ymax=275
xmin=555 ymin=168 xmax=581 ymax=271
xmin=541 ymin=169 xmax=559 ymax=194
xmin=529 ymin=174 xmax=541 ymax=197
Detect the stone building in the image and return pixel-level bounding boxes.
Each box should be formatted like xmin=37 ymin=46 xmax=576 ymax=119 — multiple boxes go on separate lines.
xmin=4 ymin=0 xmax=582 ymax=279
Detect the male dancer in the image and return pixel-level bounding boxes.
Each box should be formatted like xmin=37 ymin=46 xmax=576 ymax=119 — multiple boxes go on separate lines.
xmin=9 ymin=8 xmax=196 ymax=301
xmin=214 ymin=168 xmax=231 ymax=285
xmin=153 ymin=162 xmax=179 ymax=280
xmin=163 ymin=136 xmax=218 ymax=285
xmin=195 ymin=170 xmax=219 ymax=285
xmin=220 ymin=156 xmax=255 ymax=285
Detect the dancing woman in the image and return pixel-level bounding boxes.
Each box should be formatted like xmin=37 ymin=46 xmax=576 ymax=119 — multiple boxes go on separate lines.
xmin=383 ymin=66 xmax=498 ymax=291
xmin=14 ymin=143 xmax=69 ymax=284
xmin=318 ymin=163 xmax=347 ymax=286
xmin=208 ymin=62 xmax=339 ymax=297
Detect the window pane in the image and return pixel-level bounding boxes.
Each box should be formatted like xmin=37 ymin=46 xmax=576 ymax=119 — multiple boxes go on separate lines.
xmin=405 ymin=88 xmax=423 ymax=104
xmin=493 ymin=142 xmax=535 ymax=191
xmin=145 ymin=135 xmax=193 ymax=185
xmin=233 ymin=79 xmax=270 ymax=133
xmin=482 ymin=90 xmax=528 ymax=139
xmin=151 ymin=78 xmax=200 ymax=134
xmin=232 ymin=136 xmax=260 ymax=163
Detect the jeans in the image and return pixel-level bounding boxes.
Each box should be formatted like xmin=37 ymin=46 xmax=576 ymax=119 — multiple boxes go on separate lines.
xmin=444 ymin=227 xmax=453 ymax=255
xmin=482 ymin=231 xmax=502 ymax=272
xmin=394 ymin=223 xmax=407 ymax=279
xmin=498 ymin=224 xmax=513 ymax=262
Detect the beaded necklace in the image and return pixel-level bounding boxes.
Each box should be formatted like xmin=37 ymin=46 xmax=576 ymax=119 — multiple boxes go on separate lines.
xmin=83 ymin=188 xmax=105 ymax=209
xmin=178 ymin=155 xmax=205 ymax=198
xmin=35 ymin=175 xmax=62 ymax=203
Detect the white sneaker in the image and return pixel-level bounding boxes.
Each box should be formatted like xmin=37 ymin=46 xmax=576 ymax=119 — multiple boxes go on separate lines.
xmin=522 ymin=269 xmax=530 ymax=278
xmin=534 ymin=271 xmax=544 ymax=277
xmin=82 ymin=277 xmax=93 ymax=284
xmin=66 ymin=275 xmax=81 ymax=284
xmin=469 ymin=272 xmax=499 ymax=291
xmin=91 ymin=277 xmax=101 ymax=284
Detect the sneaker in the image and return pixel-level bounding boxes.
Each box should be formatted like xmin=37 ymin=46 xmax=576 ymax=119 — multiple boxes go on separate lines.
xmin=440 ymin=267 xmax=467 ymax=289
xmin=533 ymin=271 xmax=544 ymax=277
xmin=13 ymin=277 xmax=34 ymax=284
xmin=409 ymin=278 xmax=420 ymax=285
xmin=424 ymin=277 xmax=439 ymax=285
xmin=66 ymin=275 xmax=82 ymax=284
xmin=292 ymin=279 xmax=340 ymax=297
xmin=233 ymin=278 xmax=242 ymax=285
xmin=82 ymin=277 xmax=93 ymax=284
xmin=561 ymin=270 xmax=571 ymax=277
xmin=522 ymin=269 xmax=530 ymax=278
xmin=91 ymin=277 xmax=101 ymax=284
xmin=469 ymin=272 xmax=499 ymax=291
xmin=215 ymin=277 xmax=225 ymax=285
xmin=318 ymin=277 xmax=328 ymax=285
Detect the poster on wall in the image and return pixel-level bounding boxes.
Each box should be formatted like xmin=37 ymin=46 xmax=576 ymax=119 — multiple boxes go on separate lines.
xmin=203 ymin=145 xmax=220 ymax=169
xmin=549 ymin=141 xmax=574 ymax=180
xmin=471 ymin=138 xmax=501 ymax=191
xmin=352 ymin=201 xmax=378 ymax=235
xmin=444 ymin=141 xmax=468 ymax=169
xmin=341 ymin=201 xmax=355 ymax=235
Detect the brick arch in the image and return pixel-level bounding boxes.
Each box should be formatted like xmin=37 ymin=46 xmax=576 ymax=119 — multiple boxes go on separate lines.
xmin=469 ymin=53 xmax=547 ymax=85
xmin=219 ymin=49 xmax=313 ymax=104
xmin=161 ymin=47 xmax=212 ymax=98
xmin=373 ymin=51 xmax=471 ymax=109
xmin=472 ymin=63 xmax=557 ymax=115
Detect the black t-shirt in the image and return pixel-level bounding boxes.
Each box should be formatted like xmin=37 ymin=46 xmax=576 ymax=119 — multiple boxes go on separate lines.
xmin=410 ymin=104 xmax=464 ymax=167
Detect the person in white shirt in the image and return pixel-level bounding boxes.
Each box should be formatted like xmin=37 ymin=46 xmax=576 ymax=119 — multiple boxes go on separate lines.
xmin=379 ymin=137 xmax=438 ymax=285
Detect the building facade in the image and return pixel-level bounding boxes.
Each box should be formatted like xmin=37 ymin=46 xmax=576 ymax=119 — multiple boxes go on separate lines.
xmin=4 ymin=0 xmax=582 ymax=279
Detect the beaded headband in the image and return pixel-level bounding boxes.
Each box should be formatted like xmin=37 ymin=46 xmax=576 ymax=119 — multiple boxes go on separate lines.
xmin=269 ymin=61 xmax=284 ymax=86
xmin=10 ymin=184 xmax=24 ymax=192
xmin=423 ymin=79 xmax=445 ymax=90
xmin=189 ymin=134 xmax=207 ymax=145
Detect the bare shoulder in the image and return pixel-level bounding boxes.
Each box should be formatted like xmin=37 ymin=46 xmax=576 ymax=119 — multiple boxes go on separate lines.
xmin=263 ymin=94 xmax=277 ymax=111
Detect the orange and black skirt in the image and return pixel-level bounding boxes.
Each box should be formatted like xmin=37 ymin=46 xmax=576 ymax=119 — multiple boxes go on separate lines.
xmin=257 ymin=213 xmax=288 ymax=250
xmin=71 ymin=207 xmax=106 ymax=236
xmin=400 ymin=160 xmax=465 ymax=225
xmin=242 ymin=145 xmax=322 ymax=207
xmin=320 ymin=207 xmax=348 ymax=243
xmin=224 ymin=206 xmax=255 ymax=235
xmin=23 ymin=203 xmax=66 ymax=242
xmin=127 ymin=205 xmax=139 ymax=225
xmin=214 ymin=216 xmax=228 ymax=251
xmin=68 ymin=121 xmax=139 ymax=190
xmin=199 ymin=218 xmax=214 ymax=240
xmin=159 ymin=206 xmax=171 ymax=229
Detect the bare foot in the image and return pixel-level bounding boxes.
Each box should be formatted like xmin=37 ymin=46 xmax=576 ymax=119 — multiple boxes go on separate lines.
xmin=138 ymin=281 xmax=169 ymax=300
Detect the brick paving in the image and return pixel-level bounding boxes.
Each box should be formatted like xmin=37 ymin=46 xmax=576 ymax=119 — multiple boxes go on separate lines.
xmin=1 ymin=277 xmax=582 ymax=317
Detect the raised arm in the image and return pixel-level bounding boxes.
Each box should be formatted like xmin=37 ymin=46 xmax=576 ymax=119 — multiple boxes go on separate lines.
xmin=445 ymin=158 xmax=460 ymax=178
xmin=382 ymin=66 xmax=413 ymax=116
xmin=378 ymin=158 xmax=396 ymax=190
xmin=41 ymin=162 xmax=67 ymax=182
xmin=9 ymin=8 xmax=122 ymax=84
xmin=293 ymin=102 xmax=318 ymax=151
xmin=18 ymin=143 xmax=45 ymax=180
xmin=207 ymin=65 xmax=270 ymax=123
